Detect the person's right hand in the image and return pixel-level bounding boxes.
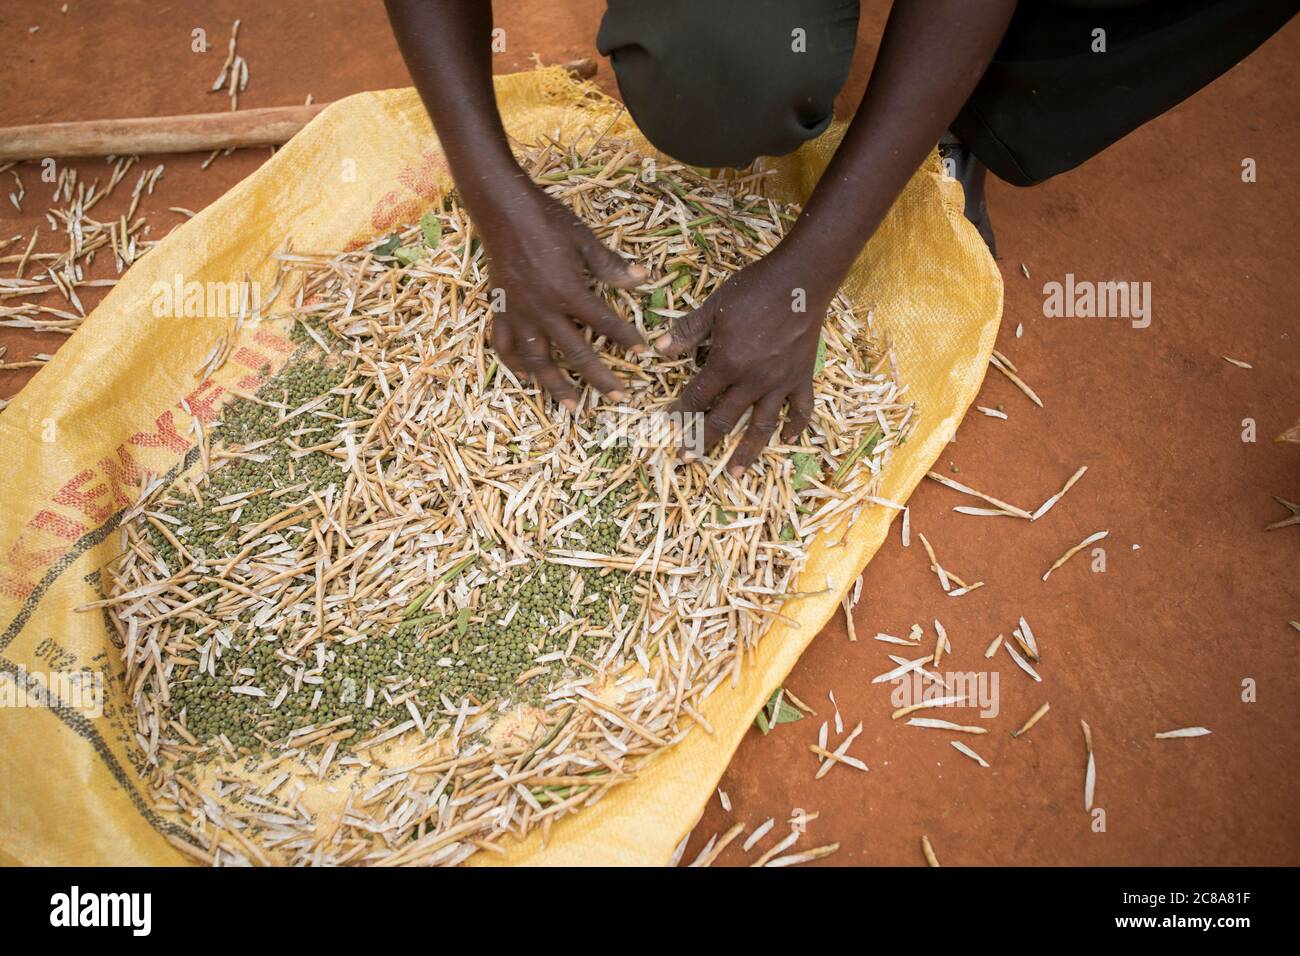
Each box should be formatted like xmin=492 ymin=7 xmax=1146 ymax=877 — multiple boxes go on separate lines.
xmin=472 ymin=179 xmax=648 ymax=409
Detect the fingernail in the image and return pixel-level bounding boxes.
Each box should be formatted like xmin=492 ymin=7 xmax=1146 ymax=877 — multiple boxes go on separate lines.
xmin=629 ymin=343 xmax=648 ymax=355
xmin=627 ymin=264 xmax=649 ymax=282
xmin=727 ymin=465 xmax=744 ymax=478
xmin=653 ymin=333 xmax=672 ymax=351
xmin=562 ymin=397 xmax=579 ymax=412
xmin=608 ymin=389 xmax=626 ymax=402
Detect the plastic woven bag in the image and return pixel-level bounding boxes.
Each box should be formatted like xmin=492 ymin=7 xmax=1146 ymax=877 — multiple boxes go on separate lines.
xmin=0 ymin=68 xmax=1000 ymax=866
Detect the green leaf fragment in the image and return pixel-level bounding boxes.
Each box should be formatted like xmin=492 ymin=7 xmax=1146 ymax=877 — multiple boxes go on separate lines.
xmin=790 ymin=451 xmax=821 ymax=491
xmin=646 ymin=287 xmax=668 ymax=326
xmin=420 ymin=210 xmax=443 ymax=249
xmin=831 ymin=426 xmax=882 ymax=487
xmin=774 ymin=702 xmax=803 ymax=725
xmin=403 ymin=553 xmax=479 ymax=619
xmin=689 ymin=228 xmax=709 ymax=257
xmin=754 ymin=688 xmax=804 ymax=734
xmin=813 ymin=335 xmax=828 ymax=377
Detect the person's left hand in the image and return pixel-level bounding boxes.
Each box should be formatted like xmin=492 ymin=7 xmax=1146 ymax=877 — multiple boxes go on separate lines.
xmin=654 ymin=249 xmax=836 ymax=475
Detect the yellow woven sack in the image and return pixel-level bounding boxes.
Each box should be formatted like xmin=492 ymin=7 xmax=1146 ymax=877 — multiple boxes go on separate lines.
xmin=0 ymin=68 xmax=1000 ymax=866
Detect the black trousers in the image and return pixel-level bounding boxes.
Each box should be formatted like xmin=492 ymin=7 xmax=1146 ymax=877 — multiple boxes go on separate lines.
xmin=597 ymin=0 xmax=1296 ymax=184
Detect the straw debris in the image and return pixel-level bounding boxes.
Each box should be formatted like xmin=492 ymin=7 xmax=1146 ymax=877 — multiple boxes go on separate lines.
xmin=95 ymin=136 xmax=915 ymax=866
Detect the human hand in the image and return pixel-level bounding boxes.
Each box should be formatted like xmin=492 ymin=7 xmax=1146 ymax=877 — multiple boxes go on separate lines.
xmin=475 ymin=180 xmax=648 ymax=409
xmin=655 ymin=249 xmax=835 ymax=474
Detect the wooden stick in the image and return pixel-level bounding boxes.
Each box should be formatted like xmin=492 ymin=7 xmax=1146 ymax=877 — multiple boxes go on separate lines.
xmin=0 ymin=60 xmax=600 ymax=162
xmin=0 ymin=105 xmax=327 ymax=162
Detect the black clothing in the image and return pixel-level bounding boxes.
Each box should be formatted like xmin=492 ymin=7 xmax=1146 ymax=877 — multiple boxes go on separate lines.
xmin=954 ymin=0 xmax=1298 ymax=185
xmin=597 ymin=0 xmax=1296 ymax=183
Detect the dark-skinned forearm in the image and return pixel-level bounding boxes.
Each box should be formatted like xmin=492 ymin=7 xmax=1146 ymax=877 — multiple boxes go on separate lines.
xmin=385 ymin=0 xmax=648 ymax=407
xmin=782 ymin=0 xmax=1018 ymax=277
xmin=383 ymin=0 xmax=529 ymax=214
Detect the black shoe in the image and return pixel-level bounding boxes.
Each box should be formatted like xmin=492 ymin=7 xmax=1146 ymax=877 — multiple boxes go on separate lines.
xmin=939 ymin=132 xmax=996 ymax=257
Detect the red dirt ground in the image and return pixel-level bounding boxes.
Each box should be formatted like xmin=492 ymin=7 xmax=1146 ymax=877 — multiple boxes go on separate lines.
xmin=0 ymin=1 xmax=1295 ymax=866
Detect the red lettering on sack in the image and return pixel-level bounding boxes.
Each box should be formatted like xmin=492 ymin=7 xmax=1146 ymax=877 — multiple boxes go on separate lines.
xmin=52 ymin=469 xmax=112 ymax=524
xmin=128 ymin=410 xmax=188 ymax=454
xmin=253 ymin=328 xmax=294 ymax=354
xmin=98 ymin=446 xmax=143 ymax=510
xmin=371 ymin=190 xmax=423 ymax=233
xmin=0 ymin=537 xmax=64 ymax=599
xmin=183 ymin=380 xmax=225 ymax=424
xmin=233 ymin=347 xmax=270 ymax=371
xmin=396 ymin=150 xmax=444 ymax=202
xmin=29 ymin=510 xmax=87 ymax=541
xmin=0 ymin=566 xmax=37 ymax=601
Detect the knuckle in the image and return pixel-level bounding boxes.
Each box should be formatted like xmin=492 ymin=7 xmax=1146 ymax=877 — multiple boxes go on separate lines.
xmin=563 ymin=340 xmax=593 ymax=361
xmin=681 ymin=382 xmax=710 ymax=408
xmin=554 ymin=285 xmax=580 ymax=310
xmin=575 ymin=355 xmax=607 ymax=378
xmin=583 ymin=312 xmax=615 ymax=334
xmin=548 ymin=278 xmax=579 ymax=304
xmin=707 ymin=413 xmax=736 ymax=434
xmin=712 ymin=350 xmax=742 ymax=375
xmin=673 ymin=314 xmax=702 ymax=340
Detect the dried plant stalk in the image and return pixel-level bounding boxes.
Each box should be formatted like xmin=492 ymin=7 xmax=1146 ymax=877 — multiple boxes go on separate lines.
xmin=95 ymin=135 xmax=916 ymax=867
